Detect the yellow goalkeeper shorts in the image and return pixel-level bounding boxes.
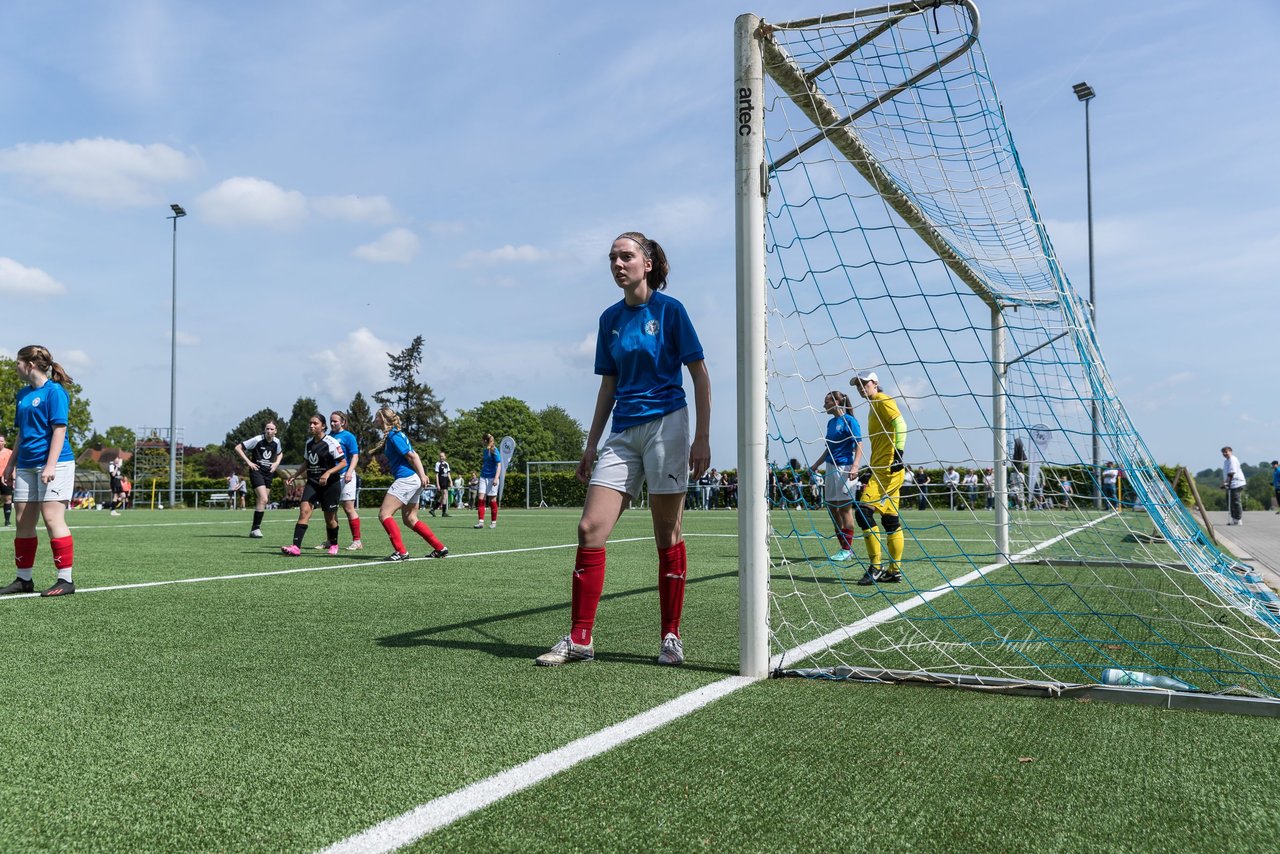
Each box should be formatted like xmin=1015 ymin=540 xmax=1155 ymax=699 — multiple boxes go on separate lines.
xmin=860 ymin=468 xmax=904 ymax=515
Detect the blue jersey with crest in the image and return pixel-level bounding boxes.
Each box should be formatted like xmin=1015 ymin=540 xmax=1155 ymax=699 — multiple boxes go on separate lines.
xmin=15 ymin=381 xmax=75 ymax=467
xmin=594 ymin=290 xmax=704 ymax=433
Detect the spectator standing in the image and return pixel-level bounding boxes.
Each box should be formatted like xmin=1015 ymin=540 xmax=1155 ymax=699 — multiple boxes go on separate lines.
xmin=914 ymin=467 xmax=930 ymax=511
xmin=943 ymin=466 xmax=960 ymax=510
xmin=1222 ymin=447 xmax=1246 ymax=526
xmin=963 ymin=469 xmax=979 ymax=510
xmin=1101 ymin=462 xmax=1120 ymax=510
xmin=983 ymin=467 xmax=995 ymax=510
xmin=227 ymin=472 xmax=242 ymax=510
xmin=1272 ymin=460 xmax=1280 ymax=514
xmin=0 ymin=345 xmax=78 ymax=596
xmin=107 ymin=455 xmax=125 ymax=516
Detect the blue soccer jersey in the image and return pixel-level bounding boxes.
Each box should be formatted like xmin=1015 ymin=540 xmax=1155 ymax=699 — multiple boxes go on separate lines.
xmin=594 ymin=290 xmax=704 ymax=433
xmin=481 ymin=447 xmax=501 ymax=478
xmin=15 ymin=381 xmax=75 ymax=468
xmin=383 ymin=430 xmax=417 ymax=479
xmin=824 ymin=413 xmax=862 ymax=466
xmin=332 ymin=430 xmax=359 ymax=475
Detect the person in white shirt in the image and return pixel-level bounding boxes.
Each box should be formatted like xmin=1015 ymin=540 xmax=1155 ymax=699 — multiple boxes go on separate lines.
xmin=1222 ymin=446 xmax=1246 ymax=525
xmin=943 ymin=466 xmax=960 ymax=510
xmin=1101 ymin=463 xmax=1120 ymax=510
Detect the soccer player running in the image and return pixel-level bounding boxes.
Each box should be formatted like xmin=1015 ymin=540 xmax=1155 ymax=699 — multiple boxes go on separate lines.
xmin=235 ymin=421 xmax=283 ymax=538
xmin=850 ymin=371 xmax=908 ymax=586
xmin=0 ymin=345 xmax=79 ymax=596
xmin=473 ymin=433 xmax=502 ymax=529
xmin=368 ymin=406 xmax=447 ymax=561
xmin=324 ymin=411 xmax=363 ymax=550
xmin=536 ymin=231 xmax=711 ymax=667
xmin=807 ymin=390 xmax=864 ymax=563
xmin=279 ymin=415 xmax=346 ymax=556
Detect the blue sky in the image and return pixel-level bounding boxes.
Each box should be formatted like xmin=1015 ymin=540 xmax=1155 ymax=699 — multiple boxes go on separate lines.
xmin=1 ymin=1 xmax=1276 ymax=471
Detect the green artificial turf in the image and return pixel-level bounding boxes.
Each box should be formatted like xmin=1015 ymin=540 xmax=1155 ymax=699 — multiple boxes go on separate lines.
xmin=0 ymin=507 xmax=1276 ymax=851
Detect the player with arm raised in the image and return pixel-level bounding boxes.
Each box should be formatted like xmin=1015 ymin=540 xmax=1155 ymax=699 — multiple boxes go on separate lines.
xmin=536 ymin=231 xmax=711 ymax=668
xmin=279 ymin=415 xmax=345 ymax=556
xmin=235 ymin=421 xmax=283 ymax=538
xmin=850 ymin=371 xmax=908 ymax=586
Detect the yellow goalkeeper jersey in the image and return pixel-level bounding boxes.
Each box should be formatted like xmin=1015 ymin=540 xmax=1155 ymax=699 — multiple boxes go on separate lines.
xmin=865 ymin=392 xmax=905 ymax=470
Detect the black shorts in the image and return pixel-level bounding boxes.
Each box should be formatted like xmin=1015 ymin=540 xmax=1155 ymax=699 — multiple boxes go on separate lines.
xmin=0 ymin=483 xmax=11 ymax=498
xmin=250 ymin=467 xmax=276 ymax=489
xmin=110 ymin=477 xmax=124 ymax=493
xmin=302 ymin=479 xmax=342 ymax=511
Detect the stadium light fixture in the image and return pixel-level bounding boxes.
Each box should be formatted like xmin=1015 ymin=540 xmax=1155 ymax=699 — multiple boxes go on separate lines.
xmin=166 ymin=203 xmax=187 ymax=508
xmin=1073 ymin=82 xmax=1101 ymax=508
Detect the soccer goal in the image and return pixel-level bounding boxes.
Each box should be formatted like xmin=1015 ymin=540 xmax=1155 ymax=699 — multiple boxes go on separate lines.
xmin=525 ymin=460 xmax=583 ymax=509
xmin=734 ymin=2 xmax=1280 ymax=714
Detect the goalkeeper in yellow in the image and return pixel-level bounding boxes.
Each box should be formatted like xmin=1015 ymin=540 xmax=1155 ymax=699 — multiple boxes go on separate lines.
xmin=850 ymin=371 xmax=907 ymax=585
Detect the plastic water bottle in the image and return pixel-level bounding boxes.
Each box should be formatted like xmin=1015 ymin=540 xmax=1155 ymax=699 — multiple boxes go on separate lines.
xmin=1100 ymin=667 xmax=1194 ymax=692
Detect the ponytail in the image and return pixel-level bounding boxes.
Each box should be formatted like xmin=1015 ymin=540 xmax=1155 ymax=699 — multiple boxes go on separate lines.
xmin=16 ymin=344 xmax=73 ymax=385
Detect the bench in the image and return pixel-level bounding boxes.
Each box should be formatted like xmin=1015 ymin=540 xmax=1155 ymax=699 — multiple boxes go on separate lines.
xmin=206 ymin=494 xmax=233 ymax=508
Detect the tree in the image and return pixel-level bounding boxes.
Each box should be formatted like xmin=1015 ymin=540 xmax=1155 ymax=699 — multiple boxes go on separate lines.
xmin=222 ymin=408 xmax=283 ymax=453
xmin=442 ymin=397 xmax=554 ymax=476
xmin=0 ymin=355 xmax=93 ymax=449
xmin=104 ymin=425 xmax=137 ymax=449
xmin=345 ymin=391 xmax=378 ymax=467
xmin=374 ymin=335 xmax=446 ymax=444
xmin=537 ymin=405 xmax=586 ymax=462
xmin=280 ymin=397 xmax=320 ymax=461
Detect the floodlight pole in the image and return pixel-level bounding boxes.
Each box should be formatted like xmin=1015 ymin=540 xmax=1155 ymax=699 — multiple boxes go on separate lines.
xmin=1073 ymin=82 xmax=1101 ymax=510
xmin=167 ymin=203 xmax=187 ymax=509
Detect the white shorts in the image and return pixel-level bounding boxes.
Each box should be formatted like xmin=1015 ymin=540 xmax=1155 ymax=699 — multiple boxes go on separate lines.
xmin=387 ymin=474 xmax=423 ymax=506
xmin=340 ymin=475 xmax=357 ymax=503
xmin=823 ymin=464 xmax=857 ymax=506
xmin=13 ymin=461 xmax=76 ymax=504
xmin=591 ymin=407 xmax=690 ymax=499
xmin=478 ymin=476 xmax=499 ymax=498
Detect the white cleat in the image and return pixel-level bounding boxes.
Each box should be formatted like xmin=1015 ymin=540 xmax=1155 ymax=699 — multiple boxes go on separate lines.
xmin=657 ymin=632 xmax=685 ymax=666
xmin=490 ymin=521 xmax=497 ymax=529
xmin=473 ymin=521 xmax=484 ymax=529
xmin=535 ymin=636 xmax=595 ymax=666
xmin=346 ymin=540 xmax=363 ymax=551
xmin=249 ymin=529 xmax=264 ymax=539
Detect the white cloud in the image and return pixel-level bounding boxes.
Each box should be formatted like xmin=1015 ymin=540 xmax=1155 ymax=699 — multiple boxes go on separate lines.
xmin=313 ymin=194 xmax=395 ymax=224
xmin=459 ymin=243 xmax=564 ymax=268
xmin=0 ymin=138 xmax=198 ymax=207
xmin=306 ymin=328 xmax=393 ymax=402
xmin=353 ymin=227 xmax=420 ymax=264
xmin=60 ymin=349 xmax=92 ymax=372
xmin=0 ymin=258 xmax=66 ymax=296
xmin=196 ymin=177 xmax=308 ymax=229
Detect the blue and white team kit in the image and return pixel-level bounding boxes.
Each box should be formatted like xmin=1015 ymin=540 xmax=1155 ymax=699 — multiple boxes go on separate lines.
xmin=591 ymin=290 xmax=704 ymax=499
xmin=13 ymin=380 xmax=76 ymax=503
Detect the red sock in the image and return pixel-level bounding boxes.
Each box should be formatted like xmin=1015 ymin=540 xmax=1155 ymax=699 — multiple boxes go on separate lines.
xmin=50 ymin=536 xmax=74 ymax=574
xmin=14 ymin=536 xmax=38 ymax=571
xmin=381 ymin=518 xmax=406 ymax=554
xmin=350 ymin=517 xmax=361 ymax=541
xmin=411 ymin=520 xmax=444 ymax=551
xmin=840 ymin=528 xmax=856 ymax=550
xmin=477 ymin=504 xmax=485 ymax=522
xmin=570 ymin=547 xmax=607 ymax=646
xmin=489 ymin=498 xmax=498 ymax=521
xmin=658 ymin=542 xmax=687 ymax=637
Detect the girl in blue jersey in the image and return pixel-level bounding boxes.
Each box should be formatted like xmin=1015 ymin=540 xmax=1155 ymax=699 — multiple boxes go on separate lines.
xmin=536 ymin=231 xmax=711 ymax=667
xmin=325 ymin=411 xmax=362 ymax=551
xmin=279 ymin=415 xmax=346 ymax=556
xmin=807 ymin=390 xmax=864 ymax=563
xmin=0 ymin=345 xmax=78 ymax=596
xmin=473 ymin=433 xmax=502 ymax=529
xmin=369 ymin=406 xmax=447 ymax=561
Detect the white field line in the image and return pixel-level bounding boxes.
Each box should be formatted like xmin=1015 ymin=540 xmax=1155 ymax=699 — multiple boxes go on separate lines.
xmin=771 ymin=513 xmax=1116 ymax=670
xmin=318 ymin=513 xmax=1113 ymax=854
xmin=0 ymin=537 xmax=660 ymax=602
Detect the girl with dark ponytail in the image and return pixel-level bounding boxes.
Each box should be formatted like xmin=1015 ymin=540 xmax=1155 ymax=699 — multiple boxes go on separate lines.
xmin=0 ymin=345 xmax=78 ymax=596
